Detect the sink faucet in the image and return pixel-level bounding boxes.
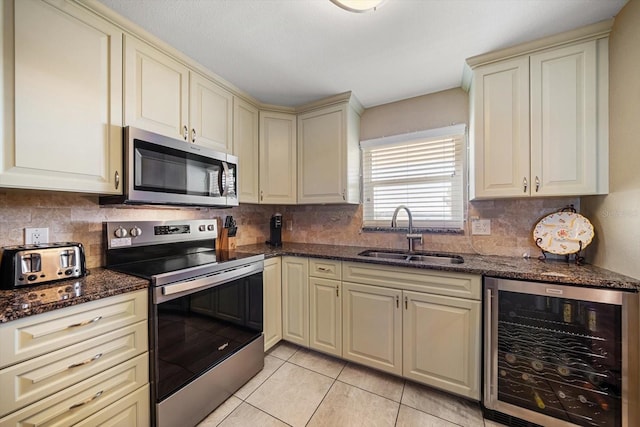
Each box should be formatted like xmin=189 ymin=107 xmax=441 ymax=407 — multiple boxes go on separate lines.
xmin=391 ymin=205 xmax=423 ymax=252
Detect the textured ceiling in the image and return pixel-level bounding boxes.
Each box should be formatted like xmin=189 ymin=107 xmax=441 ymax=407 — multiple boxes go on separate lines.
xmin=96 ymin=0 xmax=627 ymax=108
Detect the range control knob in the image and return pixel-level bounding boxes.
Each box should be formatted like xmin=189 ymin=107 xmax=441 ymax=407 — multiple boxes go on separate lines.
xmin=207 ymin=224 xmax=215 ymax=231
xmin=130 ymin=226 xmax=142 ymax=237
xmin=114 ymin=226 xmax=128 ymax=238
xmin=198 ymin=225 xmax=206 ymax=232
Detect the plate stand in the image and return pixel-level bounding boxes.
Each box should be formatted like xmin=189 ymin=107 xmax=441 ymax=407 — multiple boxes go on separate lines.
xmin=536 ymin=238 xmax=585 ymax=265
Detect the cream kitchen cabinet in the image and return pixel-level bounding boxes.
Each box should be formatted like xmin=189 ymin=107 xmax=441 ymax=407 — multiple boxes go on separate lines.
xmin=124 ymin=35 xmax=233 ymax=152
xmin=308 ymin=259 xmax=342 ymax=357
xmin=233 ymin=97 xmax=260 ymax=204
xmin=259 ymin=111 xmax=297 ymax=204
xmin=342 ymin=281 xmax=403 ymax=375
xmin=403 ymin=290 xmax=480 ymax=399
xmin=0 ymin=0 xmax=122 ymax=194
xmin=263 ymin=257 xmax=283 ymax=351
xmin=281 ymin=256 xmax=308 ymax=346
xmin=297 ymin=94 xmax=362 ymax=204
xmin=469 ymin=31 xmax=609 ymax=199
xmin=0 ymin=290 xmax=149 ymax=425
xmin=342 ymin=262 xmax=481 ymax=399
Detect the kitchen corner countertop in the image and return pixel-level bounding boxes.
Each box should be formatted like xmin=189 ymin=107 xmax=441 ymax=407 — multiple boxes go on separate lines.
xmin=0 ymin=268 xmax=149 ymax=323
xmin=236 ymin=242 xmax=640 ymax=291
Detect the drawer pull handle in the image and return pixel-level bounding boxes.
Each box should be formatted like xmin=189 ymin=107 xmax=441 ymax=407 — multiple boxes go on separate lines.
xmin=218 ymin=342 xmax=229 ymax=351
xmin=317 ymin=267 xmax=330 ymax=272
xmin=69 ymin=390 xmax=103 ymax=410
xmin=68 ymin=353 xmax=103 ymax=370
xmin=68 ymin=316 xmax=102 ymax=329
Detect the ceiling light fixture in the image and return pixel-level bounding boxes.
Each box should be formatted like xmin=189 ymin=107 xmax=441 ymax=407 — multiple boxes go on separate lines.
xmin=330 ymin=0 xmax=386 ymax=13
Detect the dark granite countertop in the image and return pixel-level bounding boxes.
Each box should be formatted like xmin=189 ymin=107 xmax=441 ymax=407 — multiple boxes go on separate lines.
xmin=0 ymin=268 xmax=149 ymax=323
xmin=237 ymin=242 xmax=640 ymax=291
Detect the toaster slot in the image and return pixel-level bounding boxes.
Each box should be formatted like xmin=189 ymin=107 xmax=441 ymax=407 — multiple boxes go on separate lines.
xmin=21 ymin=253 xmax=42 ymax=273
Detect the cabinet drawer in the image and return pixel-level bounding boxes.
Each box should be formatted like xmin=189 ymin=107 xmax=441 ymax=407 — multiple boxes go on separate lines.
xmin=74 ymin=384 xmax=150 ymax=427
xmin=0 ymin=321 xmax=148 ymax=416
xmin=309 ymin=258 xmax=341 ymax=280
xmin=342 ymin=262 xmax=481 ymax=300
xmin=0 ymin=290 xmax=147 ymax=368
xmin=0 ymin=353 xmax=148 ymax=427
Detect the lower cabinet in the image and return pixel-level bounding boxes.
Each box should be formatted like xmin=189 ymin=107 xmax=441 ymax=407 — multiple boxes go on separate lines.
xmin=278 ymin=257 xmax=482 ymax=400
xmin=281 ymin=256 xmax=309 ymax=346
xmin=402 ymin=290 xmax=481 ymax=399
xmin=308 ymin=258 xmax=343 ymax=356
xmin=0 ymin=290 xmax=149 ymax=426
xmin=263 ymin=257 xmax=283 ymax=351
xmin=342 ymin=282 xmax=402 ymax=375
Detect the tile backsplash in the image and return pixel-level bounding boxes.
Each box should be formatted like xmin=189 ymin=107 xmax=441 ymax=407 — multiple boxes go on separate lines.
xmin=0 ymin=189 xmax=581 ymax=268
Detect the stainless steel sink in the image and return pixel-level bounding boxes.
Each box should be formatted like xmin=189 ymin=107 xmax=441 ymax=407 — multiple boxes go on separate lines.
xmin=358 ymin=250 xmax=464 ymax=264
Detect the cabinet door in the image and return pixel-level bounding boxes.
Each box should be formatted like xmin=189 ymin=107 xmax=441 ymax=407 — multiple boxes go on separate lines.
xmin=74 ymin=385 xmax=150 ymax=427
xmin=263 ymin=257 xmax=282 ymax=351
xmin=259 ymin=111 xmax=297 ymax=204
xmin=233 ymin=97 xmax=260 ymax=204
xmin=190 ymin=72 xmax=233 ymax=152
xmin=403 ymin=290 xmax=480 ymax=399
xmin=309 ymin=277 xmax=341 ymax=357
xmin=2 ymin=0 xmax=122 ymax=194
xmin=281 ymin=257 xmax=308 ymax=346
xmin=342 ymin=282 xmax=402 ymax=375
xmin=530 ymin=40 xmax=598 ymax=196
xmin=298 ymin=105 xmax=348 ymax=204
xmin=124 ymin=35 xmax=189 ymax=140
xmin=470 ymin=56 xmax=530 ymax=199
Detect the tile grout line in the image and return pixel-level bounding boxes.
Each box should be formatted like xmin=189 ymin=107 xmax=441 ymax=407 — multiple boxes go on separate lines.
xmin=302 ymin=362 xmax=345 ymax=427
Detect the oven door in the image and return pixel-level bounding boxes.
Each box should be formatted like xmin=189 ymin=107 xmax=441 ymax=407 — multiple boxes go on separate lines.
xmin=150 ymin=270 xmax=263 ymax=403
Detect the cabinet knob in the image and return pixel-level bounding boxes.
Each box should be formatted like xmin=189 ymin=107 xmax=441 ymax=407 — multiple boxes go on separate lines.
xmin=114 ymin=171 xmax=120 ymax=190
xmin=191 ymin=128 xmax=197 ymax=143
xmin=523 ymin=177 xmax=528 ymax=193
xmin=261 ymin=190 xmax=264 ymax=202
xmin=535 ymin=176 xmax=540 ymax=192
xmin=183 ymin=125 xmax=188 ymax=140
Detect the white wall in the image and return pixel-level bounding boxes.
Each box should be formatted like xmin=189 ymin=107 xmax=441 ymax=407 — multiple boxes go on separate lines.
xmin=582 ymin=0 xmax=640 ymax=279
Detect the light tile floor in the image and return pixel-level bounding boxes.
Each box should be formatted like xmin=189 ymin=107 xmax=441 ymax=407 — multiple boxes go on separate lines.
xmin=198 ymin=342 xmax=506 ymax=427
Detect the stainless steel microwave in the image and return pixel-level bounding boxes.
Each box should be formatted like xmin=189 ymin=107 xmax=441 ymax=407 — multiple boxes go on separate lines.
xmin=100 ymin=127 xmax=238 ymax=208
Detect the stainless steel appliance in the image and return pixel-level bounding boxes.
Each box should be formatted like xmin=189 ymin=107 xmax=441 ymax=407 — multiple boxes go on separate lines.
xmin=266 ymin=213 xmax=282 ymax=247
xmin=0 ymin=242 xmax=86 ymax=289
xmin=104 ymin=219 xmax=264 ymax=427
xmin=100 ymin=127 xmax=238 ymax=208
xmin=484 ymin=277 xmax=639 ymax=427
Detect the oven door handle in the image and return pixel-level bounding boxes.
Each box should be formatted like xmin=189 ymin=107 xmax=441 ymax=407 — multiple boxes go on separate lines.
xmin=161 ymin=264 xmax=258 ymax=297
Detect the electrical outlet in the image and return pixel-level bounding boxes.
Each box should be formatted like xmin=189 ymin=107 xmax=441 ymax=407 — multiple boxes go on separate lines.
xmin=25 ymin=227 xmax=49 ymax=244
xmin=471 ymin=219 xmax=491 ymax=235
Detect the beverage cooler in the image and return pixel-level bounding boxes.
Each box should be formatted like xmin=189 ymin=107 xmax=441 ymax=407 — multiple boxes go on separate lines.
xmin=484 ymin=277 xmax=639 ymax=427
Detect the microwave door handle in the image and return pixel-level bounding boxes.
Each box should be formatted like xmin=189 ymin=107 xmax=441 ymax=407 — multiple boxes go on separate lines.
xmin=221 ymin=162 xmax=230 ymax=197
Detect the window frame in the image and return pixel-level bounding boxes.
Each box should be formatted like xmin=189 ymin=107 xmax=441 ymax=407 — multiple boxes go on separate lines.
xmin=360 ymin=124 xmax=467 ymax=233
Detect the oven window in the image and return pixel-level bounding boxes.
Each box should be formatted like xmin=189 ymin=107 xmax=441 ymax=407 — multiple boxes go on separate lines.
xmin=155 ymin=273 xmax=263 ymax=401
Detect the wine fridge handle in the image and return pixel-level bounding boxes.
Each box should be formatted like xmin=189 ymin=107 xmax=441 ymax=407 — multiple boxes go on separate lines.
xmin=484 ymin=287 xmax=496 ymax=407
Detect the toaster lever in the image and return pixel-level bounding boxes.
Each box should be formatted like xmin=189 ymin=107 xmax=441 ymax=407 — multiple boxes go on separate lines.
xmin=21 ymin=253 xmax=42 ymax=273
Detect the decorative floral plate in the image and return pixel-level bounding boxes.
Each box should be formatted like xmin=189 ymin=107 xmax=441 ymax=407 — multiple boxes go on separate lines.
xmin=533 ymin=212 xmax=595 ymax=255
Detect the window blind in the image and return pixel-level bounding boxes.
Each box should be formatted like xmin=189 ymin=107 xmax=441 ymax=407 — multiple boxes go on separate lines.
xmin=360 ymin=124 xmax=466 ymax=230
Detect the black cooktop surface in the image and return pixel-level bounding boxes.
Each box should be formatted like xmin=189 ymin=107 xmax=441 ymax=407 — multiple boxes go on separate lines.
xmin=108 ymin=250 xmax=261 ymax=280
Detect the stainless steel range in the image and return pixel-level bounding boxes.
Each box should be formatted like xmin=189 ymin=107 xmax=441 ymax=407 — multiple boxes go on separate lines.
xmin=104 ymin=219 xmax=264 ymax=427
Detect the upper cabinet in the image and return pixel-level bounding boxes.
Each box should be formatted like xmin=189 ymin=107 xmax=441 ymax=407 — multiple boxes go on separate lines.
xmin=233 ymin=97 xmax=260 ymax=204
xmin=124 ymin=36 xmax=233 ymax=153
xmin=259 ymin=110 xmax=297 ymax=204
xmin=297 ymin=93 xmax=363 ymax=204
xmin=0 ymin=0 xmax=123 ymax=194
xmin=467 ymin=23 xmax=610 ymax=200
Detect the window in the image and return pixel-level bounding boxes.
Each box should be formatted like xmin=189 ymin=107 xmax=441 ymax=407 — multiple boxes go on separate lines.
xmin=360 ymin=124 xmax=466 ymax=231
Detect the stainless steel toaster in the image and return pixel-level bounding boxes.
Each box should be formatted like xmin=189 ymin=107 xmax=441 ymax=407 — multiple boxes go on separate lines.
xmin=0 ymin=242 xmax=87 ymax=289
